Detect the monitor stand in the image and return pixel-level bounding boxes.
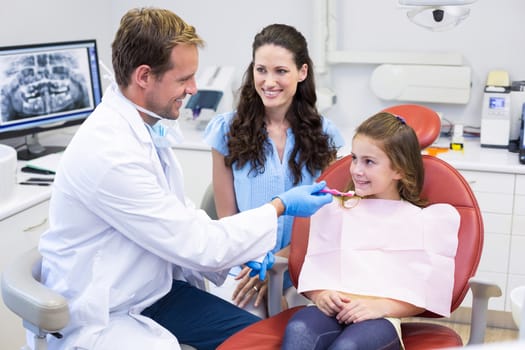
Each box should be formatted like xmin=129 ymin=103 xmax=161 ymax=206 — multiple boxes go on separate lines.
xmin=17 ymin=134 xmax=65 ymax=161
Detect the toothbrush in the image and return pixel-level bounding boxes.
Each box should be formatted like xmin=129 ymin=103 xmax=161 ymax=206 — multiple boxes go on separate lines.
xmin=319 ymin=187 xmax=356 ymax=198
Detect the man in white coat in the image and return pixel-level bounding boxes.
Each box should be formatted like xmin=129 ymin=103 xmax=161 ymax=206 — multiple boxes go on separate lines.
xmin=38 ymin=7 xmax=333 ymax=350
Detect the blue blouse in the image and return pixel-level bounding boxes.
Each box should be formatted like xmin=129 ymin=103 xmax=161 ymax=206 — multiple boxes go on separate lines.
xmin=204 ymin=111 xmax=344 ymax=287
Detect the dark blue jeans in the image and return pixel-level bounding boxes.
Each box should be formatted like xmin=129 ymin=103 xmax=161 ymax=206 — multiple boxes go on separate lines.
xmin=282 ymin=305 xmax=401 ymax=350
xmin=141 ymin=280 xmax=260 ymax=350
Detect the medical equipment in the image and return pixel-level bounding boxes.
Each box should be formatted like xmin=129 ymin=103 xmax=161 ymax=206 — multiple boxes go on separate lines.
xmin=319 ymin=187 xmax=356 ymax=197
xmin=450 ymin=124 xmax=465 ymax=151
xmin=480 ymin=70 xmax=511 ymax=148
xmin=510 ymin=81 xmax=525 ymax=143
xmin=0 ymin=40 xmax=103 ymax=160
xmin=275 ymin=181 xmax=332 ymax=217
xmin=370 ymin=64 xmax=471 ymax=104
xmin=320 ymin=187 xmax=361 ymax=208
xmin=399 ymin=0 xmax=477 ymax=31
xmin=183 ymin=66 xmax=235 ymax=130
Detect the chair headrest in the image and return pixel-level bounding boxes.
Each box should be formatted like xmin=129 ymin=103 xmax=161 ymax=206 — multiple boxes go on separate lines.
xmin=381 ymin=104 xmax=441 ymax=149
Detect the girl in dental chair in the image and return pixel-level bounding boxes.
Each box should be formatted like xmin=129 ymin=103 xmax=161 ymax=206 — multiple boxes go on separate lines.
xmin=282 ymin=112 xmax=460 ymax=350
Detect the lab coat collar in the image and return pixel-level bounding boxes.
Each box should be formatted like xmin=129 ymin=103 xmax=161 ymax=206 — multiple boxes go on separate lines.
xmin=102 ymin=85 xmax=185 ymax=199
xmin=103 ymin=84 xmax=154 ymax=147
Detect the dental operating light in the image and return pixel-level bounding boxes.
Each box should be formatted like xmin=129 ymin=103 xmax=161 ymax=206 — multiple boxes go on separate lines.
xmin=399 ymin=0 xmax=477 ymax=31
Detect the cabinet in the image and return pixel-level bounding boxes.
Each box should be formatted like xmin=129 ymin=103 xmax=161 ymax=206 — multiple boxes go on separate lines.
xmin=507 ymin=174 xmax=525 ymax=311
xmin=0 ymin=200 xmax=50 ymax=350
xmin=458 ymin=170 xmax=525 ymax=312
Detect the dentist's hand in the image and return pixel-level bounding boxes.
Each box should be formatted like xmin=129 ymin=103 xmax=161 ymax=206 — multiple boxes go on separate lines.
xmin=276 ymin=181 xmax=332 ymax=217
xmin=246 ymin=251 xmax=275 ymax=281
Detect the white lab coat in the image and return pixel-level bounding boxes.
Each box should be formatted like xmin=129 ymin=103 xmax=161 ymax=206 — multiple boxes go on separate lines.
xmin=38 ymin=85 xmax=278 ymax=350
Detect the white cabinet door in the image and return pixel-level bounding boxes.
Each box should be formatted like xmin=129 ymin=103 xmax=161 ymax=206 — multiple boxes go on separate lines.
xmin=508 ymin=175 xmax=525 ymax=311
xmin=0 ymin=200 xmax=49 ymax=350
xmin=459 ymin=170 xmax=515 ymax=311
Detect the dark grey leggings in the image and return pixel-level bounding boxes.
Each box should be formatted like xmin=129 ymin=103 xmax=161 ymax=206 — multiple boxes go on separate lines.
xmin=282 ymin=305 xmax=401 ymax=350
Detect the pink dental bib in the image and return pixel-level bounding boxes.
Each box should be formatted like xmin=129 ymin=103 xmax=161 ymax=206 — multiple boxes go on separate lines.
xmin=298 ymin=199 xmax=460 ymax=317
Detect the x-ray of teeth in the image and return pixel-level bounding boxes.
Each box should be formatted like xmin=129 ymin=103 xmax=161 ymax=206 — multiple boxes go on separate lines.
xmin=0 ymin=49 xmax=91 ymax=122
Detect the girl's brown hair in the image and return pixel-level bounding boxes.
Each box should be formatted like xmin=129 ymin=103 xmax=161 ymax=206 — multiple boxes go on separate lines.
xmin=348 ymin=112 xmax=426 ymax=207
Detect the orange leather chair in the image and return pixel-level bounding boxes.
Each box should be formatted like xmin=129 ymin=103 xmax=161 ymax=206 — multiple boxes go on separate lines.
xmin=218 ymin=105 xmax=501 ymax=349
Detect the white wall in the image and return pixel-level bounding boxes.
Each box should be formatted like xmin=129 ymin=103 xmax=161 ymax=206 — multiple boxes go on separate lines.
xmin=0 ymin=0 xmax=113 ymax=72
xmin=2 ymin=0 xmax=525 ymax=133
xmin=109 ymin=0 xmax=525 ymax=133
xmin=108 ymin=0 xmax=316 ymax=95
xmin=325 ymin=0 xmax=525 ymax=131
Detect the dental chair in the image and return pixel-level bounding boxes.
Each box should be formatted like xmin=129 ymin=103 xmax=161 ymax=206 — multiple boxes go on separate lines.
xmin=217 ymin=104 xmax=502 ymax=349
xmin=200 ymin=183 xmax=218 ymax=220
xmin=1 ymin=249 xmax=199 ymax=350
xmin=1 ymin=247 xmax=68 ymax=350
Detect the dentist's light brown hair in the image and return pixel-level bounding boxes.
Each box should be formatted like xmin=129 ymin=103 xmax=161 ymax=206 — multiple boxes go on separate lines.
xmin=112 ymin=7 xmax=205 ymax=87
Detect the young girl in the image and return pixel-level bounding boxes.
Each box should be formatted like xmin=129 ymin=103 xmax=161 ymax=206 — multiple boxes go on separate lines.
xmin=281 ymin=112 xmax=460 ymax=350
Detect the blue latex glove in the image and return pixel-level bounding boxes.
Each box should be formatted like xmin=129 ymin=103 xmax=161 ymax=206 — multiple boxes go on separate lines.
xmin=276 ymin=181 xmax=332 ymax=217
xmin=246 ymin=252 xmax=275 ymax=281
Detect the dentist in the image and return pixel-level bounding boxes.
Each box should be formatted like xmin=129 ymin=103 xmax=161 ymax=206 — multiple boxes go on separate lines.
xmin=38 ymin=7 xmax=332 ymax=350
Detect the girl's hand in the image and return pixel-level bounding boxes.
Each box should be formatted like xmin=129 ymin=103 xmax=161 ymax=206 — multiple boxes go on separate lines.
xmin=336 ymin=297 xmax=424 ymax=324
xmin=232 ymin=266 xmax=267 ymax=308
xmin=310 ymin=290 xmax=350 ymax=317
xmin=336 ymin=297 xmax=385 ymax=324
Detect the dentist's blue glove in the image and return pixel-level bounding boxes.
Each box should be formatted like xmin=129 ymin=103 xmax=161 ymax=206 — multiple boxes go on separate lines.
xmin=246 ymin=251 xmax=275 ymax=281
xmin=276 ymin=181 xmax=332 ymax=217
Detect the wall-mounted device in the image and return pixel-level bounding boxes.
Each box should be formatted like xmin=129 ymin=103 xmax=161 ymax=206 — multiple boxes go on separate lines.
xmin=480 ymin=70 xmax=511 ymax=148
xmin=183 ymin=66 xmax=235 ymax=130
xmin=370 ymin=64 xmax=471 ymax=104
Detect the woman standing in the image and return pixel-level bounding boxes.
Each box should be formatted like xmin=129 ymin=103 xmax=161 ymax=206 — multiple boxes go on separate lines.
xmin=204 ymin=23 xmax=344 ymax=317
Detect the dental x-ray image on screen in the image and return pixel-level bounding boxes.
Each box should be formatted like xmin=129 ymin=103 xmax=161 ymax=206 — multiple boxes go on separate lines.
xmin=0 ymin=47 xmax=92 ymax=122
xmin=0 ymin=40 xmax=102 ymax=160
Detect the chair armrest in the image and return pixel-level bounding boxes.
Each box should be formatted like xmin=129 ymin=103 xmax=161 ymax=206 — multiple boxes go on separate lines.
xmin=1 ymin=248 xmax=69 ymax=332
xmin=467 ymin=276 xmax=502 ymax=345
xmin=266 ymin=256 xmax=289 ymax=317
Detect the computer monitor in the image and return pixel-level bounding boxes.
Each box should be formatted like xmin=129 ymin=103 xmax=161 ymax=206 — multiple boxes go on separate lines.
xmin=0 ymin=39 xmax=102 ymax=160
